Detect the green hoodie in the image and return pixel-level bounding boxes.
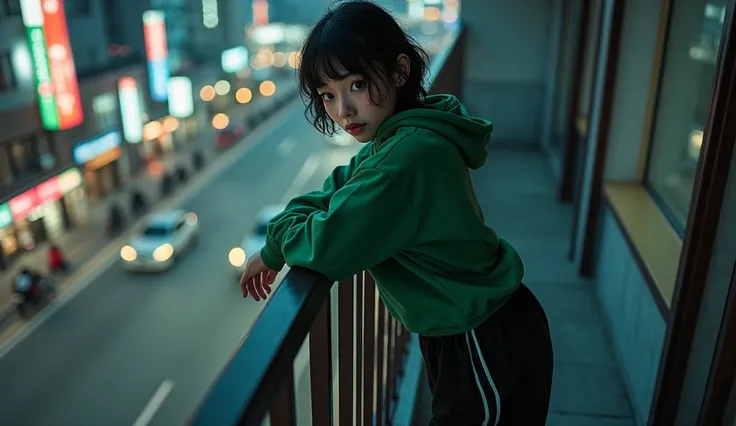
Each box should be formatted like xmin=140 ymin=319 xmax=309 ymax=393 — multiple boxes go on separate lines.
xmin=261 ymin=94 xmax=524 ymax=336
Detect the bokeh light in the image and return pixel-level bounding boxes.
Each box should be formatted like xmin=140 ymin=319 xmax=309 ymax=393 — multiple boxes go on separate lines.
xmin=259 ymin=80 xmax=276 ymax=97
xmin=200 ymin=85 xmax=215 ymax=101
xmin=212 ymin=113 xmax=230 ymax=130
xmin=236 ymin=88 xmax=253 ymax=104
xmin=214 ymin=80 xmax=231 ymax=96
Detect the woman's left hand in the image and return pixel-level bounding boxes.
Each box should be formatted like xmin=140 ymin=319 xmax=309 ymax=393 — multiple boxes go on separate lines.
xmin=240 ymin=251 xmax=278 ymax=301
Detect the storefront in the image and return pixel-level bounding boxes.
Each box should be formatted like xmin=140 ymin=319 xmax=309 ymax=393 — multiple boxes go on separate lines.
xmin=0 ymin=202 xmax=15 ymax=269
xmin=58 ymin=168 xmax=87 ymax=228
xmin=73 ymin=130 xmax=124 ymax=201
xmin=4 ymin=168 xmax=85 ymax=257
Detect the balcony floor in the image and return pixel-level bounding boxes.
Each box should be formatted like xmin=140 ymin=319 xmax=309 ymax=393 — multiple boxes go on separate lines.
xmin=411 ymin=146 xmax=636 ymax=426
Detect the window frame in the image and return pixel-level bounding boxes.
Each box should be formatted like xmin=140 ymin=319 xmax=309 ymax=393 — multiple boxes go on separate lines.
xmin=641 ymin=0 xmax=725 ymax=237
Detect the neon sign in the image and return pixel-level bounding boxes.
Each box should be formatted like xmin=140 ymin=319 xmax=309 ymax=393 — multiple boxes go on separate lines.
xmin=20 ymin=0 xmax=83 ymax=130
xmin=253 ymin=0 xmax=268 ymax=25
xmin=73 ymin=131 xmax=122 ymax=164
xmin=167 ymin=76 xmax=194 ymax=118
xmin=143 ymin=10 xmax=170 ymax=102
xmin=118 ymin=77 xmax=143 ymax=143
xmin=0 ymin=203 xmax=12 ymax=229
xmin=9 ymin=176 xmax=63 ymax=221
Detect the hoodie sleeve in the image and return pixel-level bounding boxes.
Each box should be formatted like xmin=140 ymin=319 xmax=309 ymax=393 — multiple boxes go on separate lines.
xmin=266 ymin=144 xmax=372 ymax=227
xmin=260 ymin=167 xmax=420 ymax=281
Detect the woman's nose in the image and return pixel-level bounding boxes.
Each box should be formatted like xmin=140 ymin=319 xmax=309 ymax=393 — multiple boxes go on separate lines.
xmin=338 ymin=99 xmax=356 ymax=118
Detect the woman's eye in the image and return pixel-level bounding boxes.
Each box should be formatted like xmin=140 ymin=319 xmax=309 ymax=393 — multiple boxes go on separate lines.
xmin=320 ymin=92 xmax=334 ymax=101
xmin=351 ymin=80 xmax=364 ymax=90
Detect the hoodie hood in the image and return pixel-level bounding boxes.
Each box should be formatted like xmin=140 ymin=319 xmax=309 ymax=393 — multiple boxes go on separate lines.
xmin=373 ymin=94 xmax=493 ymax=169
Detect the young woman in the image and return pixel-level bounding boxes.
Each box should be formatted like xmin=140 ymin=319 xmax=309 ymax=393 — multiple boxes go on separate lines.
xmin=241 ymin=1 xmax=554 ymax=424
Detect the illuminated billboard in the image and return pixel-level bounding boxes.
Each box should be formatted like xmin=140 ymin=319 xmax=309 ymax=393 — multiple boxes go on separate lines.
xmin=20 ymin=0 xmax=83 ymax=131
xmin=118 ymin=77 xmax=143 ymax=143
xmin=167 ymin=76 xmax=194 ymax=119
xmin=221 ymin=46 xmax=249 ymax=73
xmin=253 ymin=0 xmax=268 ymax=25
xmin=143 ymin=10 xmax=170 ymax=102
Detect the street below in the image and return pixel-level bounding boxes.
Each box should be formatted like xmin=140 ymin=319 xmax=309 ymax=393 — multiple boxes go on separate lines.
xmin=0 ymin=102 xmax=360 ymax=426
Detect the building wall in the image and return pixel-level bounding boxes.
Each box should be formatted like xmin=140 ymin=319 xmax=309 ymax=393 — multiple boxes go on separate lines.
xmin=59 ymin=63 xmax=149 ymax=181
xmin=572 ymin=0 xmax=733 ymax=423
xmin=0 ymin=0 xmax=145 ymax=200
xmin=462 ymin=0 xmax=561 ymax=146
xmin=66 ymin=0 xmax=111 ymax=74
xmin=576 ymin=0 xmax=670 ymax=423
xmin=595 ymin=209 xmax=667 ymax=424
xmin=105 ymin=0 xmax=149 ymax=58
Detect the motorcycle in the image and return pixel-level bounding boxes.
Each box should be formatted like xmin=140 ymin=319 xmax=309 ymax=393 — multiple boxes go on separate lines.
xmin=13 ymin=277 xmax=57 ymax=320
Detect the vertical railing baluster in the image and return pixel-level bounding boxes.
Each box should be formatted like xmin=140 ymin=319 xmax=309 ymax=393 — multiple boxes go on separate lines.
xmin=270 ymin=373 xmax=296 ymax=426
xmin=355 ymin=273 xmax=364 ymax=425
xmin=362 ymin=273 xmax=376 ymax=426
xmin=384 ymin=317 xmax=397 ymax=424
xmin=395 ymin=326 xmax=406 ymax=378
xmin=309 ymin=297 xmax=333 ymax=426
xmin=338 ymin=277 xmax=355 ymax=425
xmin=375 ymin=297 xmax=386 ymax=426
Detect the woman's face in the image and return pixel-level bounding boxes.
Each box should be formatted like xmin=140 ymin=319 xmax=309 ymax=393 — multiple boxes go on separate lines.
xmin=317 ymin=71 xmax=396 ymax=143
xmin=317 ymin=56 xmax=409 ymax=143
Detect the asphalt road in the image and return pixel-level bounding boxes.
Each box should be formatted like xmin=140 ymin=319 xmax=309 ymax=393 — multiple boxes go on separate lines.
xmin=0 ymin=102 xmax=361 ymax=426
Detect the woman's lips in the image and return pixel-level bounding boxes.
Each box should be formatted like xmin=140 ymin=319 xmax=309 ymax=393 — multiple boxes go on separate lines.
xmin=345 ymin=124 xmax=366 ymax=136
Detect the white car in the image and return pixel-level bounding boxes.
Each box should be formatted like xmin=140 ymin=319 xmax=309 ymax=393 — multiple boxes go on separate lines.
xmin=120 ymin=210 xmax=200 ymax=272
xmin=229 ymin=204 xmax=286 ymax=278
xmin=325 ymin=126 xmax=355 ymax=146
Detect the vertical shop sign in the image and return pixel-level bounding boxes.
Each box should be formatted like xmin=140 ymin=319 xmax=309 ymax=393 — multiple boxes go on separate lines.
xmin=143 ymin=10 xmax=170 ymax=102
xmin=20 ymin=0 xmax=83 ymax=130
xmin=118 ymin=77 xmax=144 ymax=143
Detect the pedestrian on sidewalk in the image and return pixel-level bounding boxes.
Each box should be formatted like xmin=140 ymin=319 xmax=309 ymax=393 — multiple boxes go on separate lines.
xmin=48 ymin=244 xmax=70 ymax=274
xmin=239 ymin=2 xmax=553 ymax=425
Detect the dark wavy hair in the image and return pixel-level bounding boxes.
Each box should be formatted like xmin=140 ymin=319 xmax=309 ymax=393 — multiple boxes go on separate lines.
xmin=298 ymin=0 xmax=430 ymax=136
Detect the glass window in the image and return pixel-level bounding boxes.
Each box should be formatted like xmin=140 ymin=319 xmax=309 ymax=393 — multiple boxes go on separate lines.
xmin=0 ymin=52 xmax=17 ymax=92
xmin=7 ymin=138 xmax=41 ymax=178
xmin=645 ymin=0 xmax=726 ymax=231
xmin=36 ymin=135 xmax=56 ymax=171
xmin=92 ymin=93 xmax=119 ymax=130
xmin=0 ymin=149 xmax=13 ymax=187
xmin=143 ymin=225 xmax=173 ymax=237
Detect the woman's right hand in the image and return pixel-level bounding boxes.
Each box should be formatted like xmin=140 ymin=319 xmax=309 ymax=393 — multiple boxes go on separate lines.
xmin=240 ymin=251 xmax=278 ymax=301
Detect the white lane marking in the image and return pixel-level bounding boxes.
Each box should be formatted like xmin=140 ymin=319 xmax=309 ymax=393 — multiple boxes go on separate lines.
xmin=277 ymin=137 xmax=296 ymax=157
xmin=281 ymin=155 xmax=320 ymax=204
xmin=0 ymin=94 xmax=303 ymax=360
xmin=132 ymin=379 xmax=175 ymax=426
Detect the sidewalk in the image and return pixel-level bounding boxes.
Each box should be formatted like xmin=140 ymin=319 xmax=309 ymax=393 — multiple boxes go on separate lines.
xmin=0 ymin=80 xmax=299 ymax=325
xmin=411 ymin=147 xmax=635 ymax=426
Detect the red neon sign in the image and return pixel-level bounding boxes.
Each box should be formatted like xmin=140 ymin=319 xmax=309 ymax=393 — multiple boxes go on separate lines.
xmin=9 ymin=191 xmax=40 ymax=222
xmin=119 ymin=76 xmax=137 ymax=90
xmin=36 ymin=177 xmax=63 ymax=203
xmin=253 ymin=0 xmax=269 ymax=25
xmin=9 ymin=176 xmax=63 ymax=221
xmin=42 ymin=0 xmax=83 ymax=130
xmin=143 ymin=11 xmax=168 ymax=61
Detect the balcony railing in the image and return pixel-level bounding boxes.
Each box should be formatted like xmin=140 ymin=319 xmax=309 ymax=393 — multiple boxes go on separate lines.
xmin=189 ymin=269 xmax=409 ymax=426
xmin=189 ymin=25 xmax=465 ymax=426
